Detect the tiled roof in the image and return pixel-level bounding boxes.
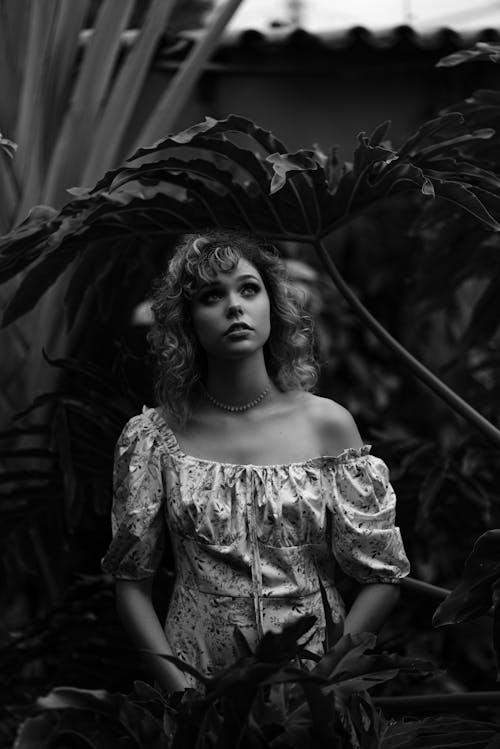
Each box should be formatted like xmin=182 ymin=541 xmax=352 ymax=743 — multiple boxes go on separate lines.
xmin=153 ymin=25 xmax=499 ymax=70
xmin=219 ymin=25 xmax=500 ymax=51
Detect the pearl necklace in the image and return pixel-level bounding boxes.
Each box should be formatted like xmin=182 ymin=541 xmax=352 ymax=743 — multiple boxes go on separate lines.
xmin=202 ymin=382 xmax=271 ymax=412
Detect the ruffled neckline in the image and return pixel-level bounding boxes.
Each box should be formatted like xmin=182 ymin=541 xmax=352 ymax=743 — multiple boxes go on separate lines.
xmin=143 ymin=406 xmax=372 ymax=470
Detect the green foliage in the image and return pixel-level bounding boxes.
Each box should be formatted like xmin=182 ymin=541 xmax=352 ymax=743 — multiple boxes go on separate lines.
xmin=13 ymin=616 xmax=437 ymax=749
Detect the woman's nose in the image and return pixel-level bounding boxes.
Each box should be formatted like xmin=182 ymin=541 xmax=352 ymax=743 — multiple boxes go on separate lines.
xmin=226 ymin=294 xmax=243 ymax=318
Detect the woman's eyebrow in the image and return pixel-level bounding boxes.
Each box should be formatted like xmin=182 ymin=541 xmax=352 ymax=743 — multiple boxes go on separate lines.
xmin=235 ymin=273 xmax=260 ymax=282
xmin=197 ymin=273 xmax=259 ymax=291
xmin=196 ymin=279 xmax=223 ymax=291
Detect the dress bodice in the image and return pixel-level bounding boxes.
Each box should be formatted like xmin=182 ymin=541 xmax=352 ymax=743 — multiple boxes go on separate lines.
xmin=102 ymin=408 xmax=410 ymax=644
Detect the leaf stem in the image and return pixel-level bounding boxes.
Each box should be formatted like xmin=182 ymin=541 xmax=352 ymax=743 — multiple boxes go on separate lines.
xmin=400 ymin=576 xmax=450 ymax=601
xmin=313 ymin=239 xmax=500 ymax=447
xmin=374 ymin=691 xmax=500 ymax=710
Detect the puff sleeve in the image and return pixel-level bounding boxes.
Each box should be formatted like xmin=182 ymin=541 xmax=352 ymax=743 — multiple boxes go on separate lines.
xmin=326 ymin=447 xmax=410 ymax=584
xmin=101 ymin=414 xmax=166 ymax=580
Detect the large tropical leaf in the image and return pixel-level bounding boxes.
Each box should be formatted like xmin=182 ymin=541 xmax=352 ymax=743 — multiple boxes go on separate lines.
xmin=2 ymin=111 xmax=500 ymax=329
xmin=433 ymin=530 xmax=500 ymax=624
xmin=433 ymin=529 xmax=500 ymax=675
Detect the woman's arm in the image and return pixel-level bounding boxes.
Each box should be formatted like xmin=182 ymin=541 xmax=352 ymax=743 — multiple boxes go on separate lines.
xmin=343 ymin=582 xmax=400 ymax=636
xmin=115 ymin=578 xmax=190 ymax=693
xmin=317 ymin=402 xmax=403 ymax=635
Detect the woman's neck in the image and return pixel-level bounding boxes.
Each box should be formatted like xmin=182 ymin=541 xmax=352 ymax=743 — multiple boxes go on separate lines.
xmin=205 ymin=352 xmax=271 ymax=406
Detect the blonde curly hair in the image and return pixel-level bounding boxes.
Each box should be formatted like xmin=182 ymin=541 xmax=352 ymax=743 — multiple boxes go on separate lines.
xmin=148 ymin=229 xmax=318 ymax=425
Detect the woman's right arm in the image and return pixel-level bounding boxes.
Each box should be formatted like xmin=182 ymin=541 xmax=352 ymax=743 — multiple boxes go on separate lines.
xmin=115 ymin=578 xmax=189 ymax=693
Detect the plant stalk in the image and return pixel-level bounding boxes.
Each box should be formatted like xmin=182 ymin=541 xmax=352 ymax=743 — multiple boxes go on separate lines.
xmin=314 ymin=239 xmax=500 ymax=447
xmin=400 ymin=576 xmax=450 ymax=601
xmin=374 ymin=691 xmax=500 ymax=710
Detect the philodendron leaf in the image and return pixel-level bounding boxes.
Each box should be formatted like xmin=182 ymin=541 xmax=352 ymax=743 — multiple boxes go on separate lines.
xmin=267 ymin=150 xmax=324 ymax=194
xmin=256 ymin=614 xmax=318 ymax=663
xmin=433 ymin=529 xmax=500 ymax=626
xmin=0 ymin=204 xmax=59 ymax=283
xmin=380 ymin=715 xmax=500 ymax=748
xmin=437 ymin=42 xmax=500 ymax=68
xmin=3 ymin=112 xmax=500 ymax=328
xmin=428 ymin=181 xmax=500 ymax=231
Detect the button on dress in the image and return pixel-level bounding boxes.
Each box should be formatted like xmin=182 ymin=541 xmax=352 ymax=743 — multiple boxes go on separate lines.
xmin=101 ymin=407 xmax=410 ymax=686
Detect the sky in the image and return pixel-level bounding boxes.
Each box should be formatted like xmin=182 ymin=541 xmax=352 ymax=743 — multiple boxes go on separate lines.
xmin=220 ymin=0 xmax=500 ymax=33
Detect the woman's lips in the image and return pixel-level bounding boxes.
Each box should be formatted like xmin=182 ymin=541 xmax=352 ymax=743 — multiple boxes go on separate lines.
xmin=224 ymin=324 xmax=252 ymax=336
xmin=225 ymin=329 xmax=251 ymax=339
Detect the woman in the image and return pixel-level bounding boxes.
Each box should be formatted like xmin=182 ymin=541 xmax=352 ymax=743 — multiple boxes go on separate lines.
xmin=101 ymin=229 xmax=410 ymax=693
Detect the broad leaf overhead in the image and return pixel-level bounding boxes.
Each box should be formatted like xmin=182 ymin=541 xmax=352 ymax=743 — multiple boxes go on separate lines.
xmin=1 ymin=112 xmax=500 ymax=329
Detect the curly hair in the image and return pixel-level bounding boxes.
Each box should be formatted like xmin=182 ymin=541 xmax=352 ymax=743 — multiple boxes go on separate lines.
xmin=147 ymin=229 xmax=318 ymax=425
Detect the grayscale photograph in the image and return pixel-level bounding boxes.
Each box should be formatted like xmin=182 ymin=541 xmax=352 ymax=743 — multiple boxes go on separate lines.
xmin=1 ymin=1 xmax=500 ymax=746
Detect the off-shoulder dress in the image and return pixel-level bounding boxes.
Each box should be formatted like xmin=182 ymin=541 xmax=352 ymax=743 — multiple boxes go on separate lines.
xmin=101 ymin=407 xmax=410 ymax=685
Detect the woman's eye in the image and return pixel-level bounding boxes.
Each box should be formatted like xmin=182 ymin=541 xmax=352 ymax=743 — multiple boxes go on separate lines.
xmin=200 ymin=289 xmax=222 ymax=303
xmin=241 ymin=283 xmax=260 ymax=297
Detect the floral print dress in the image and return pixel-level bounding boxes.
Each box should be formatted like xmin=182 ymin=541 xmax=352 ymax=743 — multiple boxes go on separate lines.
xmin=101 ymin=407 xmax=410 ymax=686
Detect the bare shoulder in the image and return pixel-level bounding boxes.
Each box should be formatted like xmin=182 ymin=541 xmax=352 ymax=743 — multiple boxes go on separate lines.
xmin=291 ymin=391 xmax=363 ymax=452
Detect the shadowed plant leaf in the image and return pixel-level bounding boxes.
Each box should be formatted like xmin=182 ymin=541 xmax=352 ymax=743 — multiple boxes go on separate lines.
xmin=2 ymin=111 xmax=500 ymax=329
xmin=433 ymin=529 xmax=500 ymax=627
xmin=256 ymin=614 xmax=318 ymax=663
xmin=380 ymin=715 xmax=500 ymax=748
xmin=437 ymin=42 xmax=500 ymax=68
xmin=13 ymin=713 xmax=59 ymax=749
xmin=459 ymin=268 xmax=500 ymax=350
xmin=37 ymin=687 xmax=169 ymax=749
xmin=0 ymin=131 xmax=17 ymax=159
xmin=342 ymin=692 xmax=386 ymax=749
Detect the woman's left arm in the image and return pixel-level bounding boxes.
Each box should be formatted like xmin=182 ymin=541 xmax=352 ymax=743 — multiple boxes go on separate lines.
xmin=315 ymin=399 xmax=408 ymax=636
xmin=343 ymin=583 xmax=400 ymax=635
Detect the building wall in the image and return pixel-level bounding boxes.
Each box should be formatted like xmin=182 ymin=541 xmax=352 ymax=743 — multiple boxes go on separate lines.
xmin=130 ymin=42 xmax=498 ymax=162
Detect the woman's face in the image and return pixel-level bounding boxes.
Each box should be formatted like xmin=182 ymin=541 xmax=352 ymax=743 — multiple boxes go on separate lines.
xmin=190 ymin=257 xmax=271 ymax=360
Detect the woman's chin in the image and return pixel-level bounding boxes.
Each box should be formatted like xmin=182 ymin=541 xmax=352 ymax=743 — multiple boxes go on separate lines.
xmin=217 ymin=341 xmax=262 ymax=359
